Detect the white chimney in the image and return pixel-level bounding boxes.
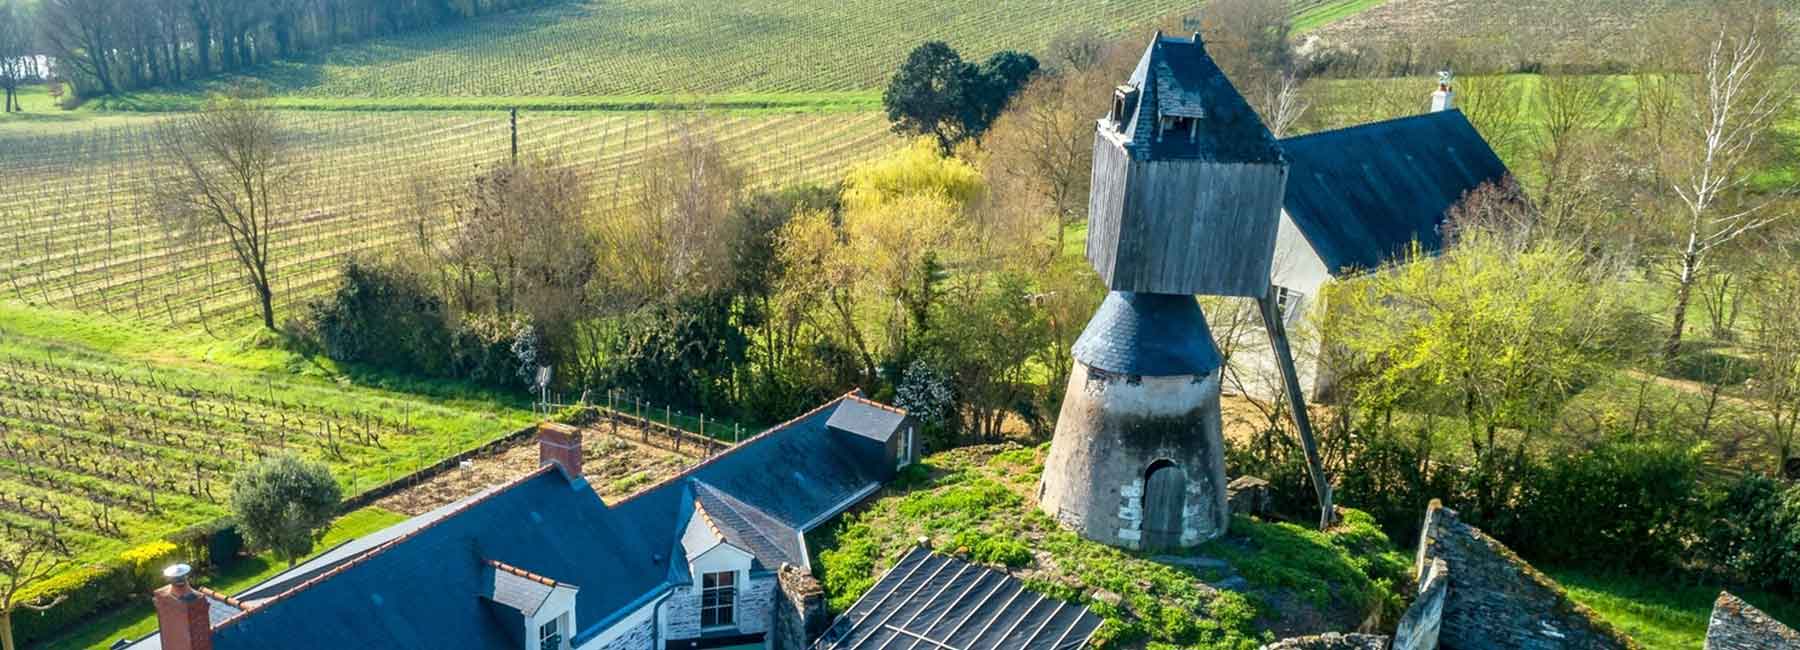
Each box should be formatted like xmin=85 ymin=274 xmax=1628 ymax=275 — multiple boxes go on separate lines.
xmin=1431 ymin=69 xmax=1455 ymax=112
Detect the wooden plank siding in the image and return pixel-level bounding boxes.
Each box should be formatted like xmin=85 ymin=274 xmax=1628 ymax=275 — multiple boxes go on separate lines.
xmin=1087 ymin=135 xmax=1287 ymax=298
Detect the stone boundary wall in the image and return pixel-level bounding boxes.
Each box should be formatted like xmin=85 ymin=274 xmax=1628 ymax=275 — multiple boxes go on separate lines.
xmin=1415 ymin=500 xmax=1639 ymax=650
xmin=1705 ymin=592 xmax=1800 ymax=650
xmin=1257 ymin=633 xmax=1389 ymax=650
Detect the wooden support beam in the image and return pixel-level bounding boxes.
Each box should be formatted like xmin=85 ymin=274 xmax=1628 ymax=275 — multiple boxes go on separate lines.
xmin=1257 ymin=288 xmax=1334 ymax=531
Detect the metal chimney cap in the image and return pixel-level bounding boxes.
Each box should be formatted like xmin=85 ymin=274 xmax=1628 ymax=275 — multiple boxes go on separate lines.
xmin=163 ymin=564 xmax=192 ymax=584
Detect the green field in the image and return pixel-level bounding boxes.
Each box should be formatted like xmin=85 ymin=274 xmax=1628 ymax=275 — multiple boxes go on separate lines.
xmin=0 ymin=302 xmax=534 ymax=568
xmin=1552 ymin=567 xmax=1800 ymax=650
xmin=145 ymin=0 xmax=1195 ymax=99
xmin=0 ymin=110 xmax=896 ymax=329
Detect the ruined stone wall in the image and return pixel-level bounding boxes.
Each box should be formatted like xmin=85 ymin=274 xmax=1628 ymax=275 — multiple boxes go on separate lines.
xmin=1391 ymin=558 xmax=1447 ymax=650
xmin=1416 ymin=501 xmax=1638 ymax=650
xmin=1705 ymin=592 xmax=1800 ymax=650
xmin=773 ymin=564 xmax=828 ymax=650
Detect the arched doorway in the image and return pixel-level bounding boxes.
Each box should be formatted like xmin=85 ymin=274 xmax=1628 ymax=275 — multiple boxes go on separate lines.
xmin=1142 ymin=459 xmax=1187 ymax=550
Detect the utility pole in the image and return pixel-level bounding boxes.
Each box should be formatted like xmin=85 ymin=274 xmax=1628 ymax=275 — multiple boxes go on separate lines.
xmin=510 ymin=108 xmax=519 ymax=165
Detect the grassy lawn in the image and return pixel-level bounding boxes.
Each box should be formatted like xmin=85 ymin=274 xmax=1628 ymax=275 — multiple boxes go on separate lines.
xmin=1549 ymin=566 xmax=1800 ymax=650
xmin=37 ymin=506 xmax=411 ymax=650
xmin=810 ymin=444 xmax=1410 ymax=649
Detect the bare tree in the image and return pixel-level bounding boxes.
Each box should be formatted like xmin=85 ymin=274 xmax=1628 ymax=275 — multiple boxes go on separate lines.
xmin=439 ymin=157 xmax=595 ymax=332
xmin=151 ymin=97 xmax=296 ymax=331
xmin=0 ymin=0 xmax=34 ymax=112
xmin=593 ymin=117 xmax=746 ymax=310
xmin=39 ymin=0 xmax=119 ymax=95
xmin=1046 ymin=27 xmax=1110 ymax=74
xmin=1658 ymin=2 xmax=1794 ymax=359
xmin=1534 ymin=56 xmax=1621 ymax=226
xmin=0 ymin=531 xmax=71 ymax=650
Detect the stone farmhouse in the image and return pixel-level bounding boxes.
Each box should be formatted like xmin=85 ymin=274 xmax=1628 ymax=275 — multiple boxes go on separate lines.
xmin=1234 ymin=79 xmax=1513 ymax=401
xmin=128 ymin=392 xmax=925 ymax=650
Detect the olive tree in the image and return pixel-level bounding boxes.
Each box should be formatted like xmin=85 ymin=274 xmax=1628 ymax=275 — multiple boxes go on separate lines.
xmin=230 ymin=455 xmax=341 ymax=568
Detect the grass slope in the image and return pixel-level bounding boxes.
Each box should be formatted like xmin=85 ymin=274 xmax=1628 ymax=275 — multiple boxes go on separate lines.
xmin=171 ymin=0 xmax=1194 ymax=99
xmin=810 ymin=445 xmax=1410 ymax=649
xmin=0 ymin=302 xmax=533 ymax=568
xmin=1550 ymin=567 xmax=1800 ymax=650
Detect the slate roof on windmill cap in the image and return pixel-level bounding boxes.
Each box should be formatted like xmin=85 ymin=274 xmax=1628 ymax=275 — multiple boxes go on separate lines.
xmin=1112 ymin=31 xmax=1283 ymax=164
xmin=1071 ymin=292 xmax=1221 ymax=377
xmin=1278 ymin=109 xmax=1512 ymax=275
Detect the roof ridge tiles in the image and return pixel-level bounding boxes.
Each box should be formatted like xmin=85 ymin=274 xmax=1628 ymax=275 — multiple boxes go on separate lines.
xmin=611 ymin=390 xmax=865 ymax=506
xmin=486 ymin=558 xmax=562 ymax=587
xmin=194 ymin=587 xmax=252 ymax=611
xmin=210 ymin=463 xmax=561 ymax=632
xmin=1279 ymin=108 xmax=1463 ymax=144
xmin=841 ymin=393 xmax=909 ymax=416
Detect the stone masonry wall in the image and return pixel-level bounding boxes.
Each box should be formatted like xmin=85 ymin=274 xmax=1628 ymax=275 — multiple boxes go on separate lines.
xmin=664 ymin=584 xmax=701 ymax=640
xmin=1705 ymin=592 xmax=1800 ymax=650
xmin=774 ymin=564 xmax=829 ymax=650
xmin=1416 ymin=501 xmax=1638 ymax=650
xmin=738 ymin=575 xmax=776 ymax=635
xmin=1391 ymin=558 xmax=1448 ymax=650
xmin=598 ymin=615 xmax=656 ymax=650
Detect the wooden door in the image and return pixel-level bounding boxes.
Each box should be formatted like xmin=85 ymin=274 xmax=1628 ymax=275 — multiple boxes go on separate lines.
xmin=1142 ymin=461 xmax=1187 ymax=550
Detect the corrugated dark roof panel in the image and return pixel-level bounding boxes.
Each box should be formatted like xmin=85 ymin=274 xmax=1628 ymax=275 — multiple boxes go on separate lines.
xmin=1278 ymin=109 xmax=1511 ymax=274
xmin=816 ymin=547 xmax=1103 ymax=650
xmin=1071 ymin=292 xmax=1222 ymax=377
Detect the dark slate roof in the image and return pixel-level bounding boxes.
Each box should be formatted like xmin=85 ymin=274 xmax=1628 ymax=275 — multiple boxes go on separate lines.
xmin=122 ymin=393 xmax=904 ymax=650
xmin=613 ymin=394 xmax=892 ymax=564
xmin=1108 ymin=32 xmax=1282 ymax=164
xmin=814 ymin=546 xmax=1103 ymax=650
xmin=233 ymin=485 xmax=506 ymax=603
xmin=1278 ymin=109 xmax=1511 ymax=275
xmin=693 ymin=480 xmax=806 ymax=571
xmin=198 ymin=468 xmax=663 ymax=650
xmin=483 ymin=561 xmax=562 ymax=617
xmin=827 ymin=397 xmax=909 ymax=443
xmin=1071 ymin=292 xmax=1221 ymax=377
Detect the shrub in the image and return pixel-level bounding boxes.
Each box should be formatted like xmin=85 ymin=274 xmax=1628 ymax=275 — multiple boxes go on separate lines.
xmin=11 ymin=537 xmax=191 ymax=647
xmin=1699 ymin=474 xmax=1800 ymax=592
xmin=304 ymin=259 xmax=452 ymax=375
xmin=1508 ymin=440 xmax=1706 ymax=569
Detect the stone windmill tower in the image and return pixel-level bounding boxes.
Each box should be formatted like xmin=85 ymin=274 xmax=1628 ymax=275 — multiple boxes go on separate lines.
xmin=1039 ymin=32 xmax=1287 ymax=551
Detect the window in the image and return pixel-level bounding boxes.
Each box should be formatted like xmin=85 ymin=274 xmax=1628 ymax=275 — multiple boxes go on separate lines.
xmin=1275 ymin=287 xmax=1305 ymax=323
xmin=700 ymin=571 xmax=736 ymax=629
xmin=539 ymin=617 xmax=563 ymax=650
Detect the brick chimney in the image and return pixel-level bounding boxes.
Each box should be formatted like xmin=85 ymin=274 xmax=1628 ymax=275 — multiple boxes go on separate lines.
xmin=537 ymin=422 xmax=582 ymax=477
xmin=153 ymin=564 xmax=212 ymax=650
xmin=1430 ymin=69 xmax=1455 ymax=112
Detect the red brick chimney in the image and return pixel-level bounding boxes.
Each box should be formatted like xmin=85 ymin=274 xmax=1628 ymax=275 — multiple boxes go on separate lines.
xmin=153 ymin=564 xmax=212 ymax=650
xmin=537 ymin=422 xmax=583 ymax=477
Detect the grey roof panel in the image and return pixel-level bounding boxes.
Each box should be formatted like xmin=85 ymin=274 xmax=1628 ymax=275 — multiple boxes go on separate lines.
xmin=815 ymin=547 xmax=1101 ymax=650
xmin=827 ymin=399 xmax=909 ymax=443
xmin=1278 ymin=109 xmax=1511 ymax=275
xmin=1071 ymin=292 xmax=1222 ymax=377
xmin=693 ymin=481 xmax=806 ymax=570
xmin=485 ymin=564 xmax=557 ymax=616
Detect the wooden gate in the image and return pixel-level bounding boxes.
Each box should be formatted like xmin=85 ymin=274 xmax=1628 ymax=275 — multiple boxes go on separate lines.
xmin=1142 ymin=460 xmax=1187 ymax=550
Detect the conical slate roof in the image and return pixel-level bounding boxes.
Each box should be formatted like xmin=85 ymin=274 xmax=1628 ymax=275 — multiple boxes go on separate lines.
xmin=1071 ymin=292 xmax=1222 ymax=377
xmin=1107 ymin=31 xmax=1283 ymax=164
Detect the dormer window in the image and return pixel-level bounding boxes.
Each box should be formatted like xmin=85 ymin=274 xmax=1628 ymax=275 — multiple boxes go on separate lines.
xmin=1157 ymin=115 xmax=1199 ymax=142
xmin=1110 ymin=86 xmax=1138 ymax=130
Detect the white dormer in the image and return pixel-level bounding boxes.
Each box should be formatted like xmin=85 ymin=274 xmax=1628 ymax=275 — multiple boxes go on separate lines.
xmin=481 ymin=560 xmax=579 ymax=650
